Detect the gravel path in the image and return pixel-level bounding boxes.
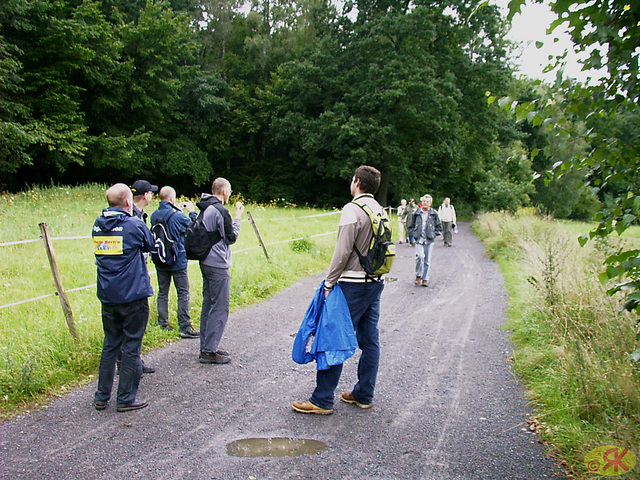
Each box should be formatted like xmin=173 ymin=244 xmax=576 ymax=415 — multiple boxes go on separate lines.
xmin=0 ymin=222 xmax=565 ymax=479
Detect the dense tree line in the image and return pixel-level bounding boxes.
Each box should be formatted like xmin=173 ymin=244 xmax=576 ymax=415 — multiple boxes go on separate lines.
xmin=0 ymin=0 xmax=607 ymax=215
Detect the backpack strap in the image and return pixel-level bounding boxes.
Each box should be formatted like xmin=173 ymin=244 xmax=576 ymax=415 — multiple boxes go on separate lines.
xmin=350 ymin=199 xmax=384 ymax=282
xmin=154 ymin=207 xmax=178 ymax=226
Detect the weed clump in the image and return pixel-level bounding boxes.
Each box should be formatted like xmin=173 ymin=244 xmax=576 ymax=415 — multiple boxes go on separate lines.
xmin=290 ymin=237 xmax=314 ymax=253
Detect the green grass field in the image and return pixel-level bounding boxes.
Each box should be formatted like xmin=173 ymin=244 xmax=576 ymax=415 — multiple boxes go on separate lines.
xmin=0 ymin=184 xmax=340 ymax=418
xmin=473 ymin=210 xmax=640 ymax=480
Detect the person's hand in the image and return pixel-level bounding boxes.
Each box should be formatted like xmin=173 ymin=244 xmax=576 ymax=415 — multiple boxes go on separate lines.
xmin=180 ymin=201 xmax=195 ymax=213
xmin=235 ymin=201 xmax=245 ymax=220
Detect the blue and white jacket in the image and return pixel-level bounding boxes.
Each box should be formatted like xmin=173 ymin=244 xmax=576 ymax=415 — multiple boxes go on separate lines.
xmin=92 ymin=207 xmax=155 ymax=305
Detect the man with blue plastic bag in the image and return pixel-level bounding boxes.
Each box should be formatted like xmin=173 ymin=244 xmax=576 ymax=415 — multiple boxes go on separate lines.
xmin=293 ymin=165 xmax=386 ymax=415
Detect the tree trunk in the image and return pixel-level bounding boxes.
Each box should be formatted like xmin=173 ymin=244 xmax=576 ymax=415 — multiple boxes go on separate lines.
xmin=376 ymin=163 xmax=390 ymax=206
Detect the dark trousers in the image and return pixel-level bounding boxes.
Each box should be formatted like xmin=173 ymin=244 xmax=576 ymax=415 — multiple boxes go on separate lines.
xmin=95 ymin=298 xmax=149 ymax=406
xmin=442 ymin=221 xmax=453 ymax=245
xmin=156 ymin=268 xmax=192 ymax=332
xmin=310 ymin=281 xmax=384 ymax=409
xmin=199 ymin=264 xmax=230 ymax=354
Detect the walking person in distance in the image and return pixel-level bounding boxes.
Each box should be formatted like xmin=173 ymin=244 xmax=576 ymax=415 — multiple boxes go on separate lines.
xmin=437 ymin=197 xmax=457 ymax=247
xmin=408 ymin=194 xmax=442 ymax=287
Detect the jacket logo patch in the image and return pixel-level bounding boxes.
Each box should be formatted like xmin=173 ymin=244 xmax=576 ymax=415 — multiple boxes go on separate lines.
xmin=94 ymin=237 xmax=123 ymax=255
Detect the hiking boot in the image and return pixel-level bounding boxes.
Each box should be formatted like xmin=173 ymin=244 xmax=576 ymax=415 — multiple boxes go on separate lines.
xmin=142 ymin=363 xmax=155 ymax=374
xmin=116 ymin=400 xmax=148 ymax=412
xmin=94 ymin=402 xmax=107 ymax=411
xmin=340 ymin=391 xmax=373 ymax=409
xmin=292 ymin=400 xmax=333 ymax=415
xmin=199 ymin=351 xmax=230 ymax=364
xmin=414 ymin=276 xmax=421 ymax=285
xmin=422 ymin=280 xmax=429 ymax=287
xmin=179 ymin=327 xmax=200 ymax=339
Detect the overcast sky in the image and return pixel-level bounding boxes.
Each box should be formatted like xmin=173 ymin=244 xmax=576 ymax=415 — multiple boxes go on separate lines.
xmin=495 ymin=0 xmax=598 ymax=84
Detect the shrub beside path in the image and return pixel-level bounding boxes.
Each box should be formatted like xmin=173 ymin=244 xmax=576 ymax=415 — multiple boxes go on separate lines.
xmin=0 ymin=222 xmax=565 ymax=479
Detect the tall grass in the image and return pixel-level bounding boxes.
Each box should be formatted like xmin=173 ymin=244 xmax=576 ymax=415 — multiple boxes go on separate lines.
xmin=474 ymin=210 xmax=640 ymax=479
xmin=0 ymin=185 xmax=338 ymax=419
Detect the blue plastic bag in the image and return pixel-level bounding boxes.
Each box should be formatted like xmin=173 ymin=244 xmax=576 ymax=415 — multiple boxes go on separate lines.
xmin=292 ymin=281 xmax=358 ymax=370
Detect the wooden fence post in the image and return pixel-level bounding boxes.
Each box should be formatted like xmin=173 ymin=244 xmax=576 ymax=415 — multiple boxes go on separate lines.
xmin=246 ymin=211 xmax=270 ymax=260
xmin=39 ymin=223 xmax=78 ymax=341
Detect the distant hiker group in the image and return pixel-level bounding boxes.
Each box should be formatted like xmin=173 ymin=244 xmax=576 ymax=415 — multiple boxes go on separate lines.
xmin=397 ymin=195 xmax=456 ymax=287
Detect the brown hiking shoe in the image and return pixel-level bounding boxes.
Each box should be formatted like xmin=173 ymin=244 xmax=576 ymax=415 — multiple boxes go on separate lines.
xmin=292 ymin=400 xmax=333 ymax=415
xmin=340 ymin=391 xmax=373 ymax=409
xmin=422 ymin=280 xmax=429 ymax=287
xmin=414 ymin=276 xmax=421 ymax=285
xmin=199 ymin=352 xmax=230 ymax=364
xmin=179 ymin=327 xmax=199 ymax=339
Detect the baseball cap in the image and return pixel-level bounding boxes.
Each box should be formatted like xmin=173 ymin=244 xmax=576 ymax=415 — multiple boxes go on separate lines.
xmin=130 ymin=180 xmax=158 ymax=196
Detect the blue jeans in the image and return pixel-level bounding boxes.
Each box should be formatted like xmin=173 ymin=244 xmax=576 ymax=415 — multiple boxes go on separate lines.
xmin=199 ymin=264 xmax=230 ymax=354
xmin=95 ymin=298 xmax=149 ymax=406
xmin=156 ymin=268 xmax=192 ymax=332
xmin=415 ymin=241 xmax=435 ymax=280
xmin=310 ymin=280 xmax=384 ymax=409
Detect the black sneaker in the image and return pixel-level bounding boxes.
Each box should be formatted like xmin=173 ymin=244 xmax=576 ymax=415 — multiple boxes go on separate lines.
xmin=180 ymin=327 xmax=200 ymax=339
xmin=142 ymin=363 xmax=155 ymax=374
xmin=116 ymin=400 xmax=148 ymax=412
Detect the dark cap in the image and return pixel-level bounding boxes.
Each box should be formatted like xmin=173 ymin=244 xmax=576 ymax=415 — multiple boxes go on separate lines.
xmin=130 ymin=180 xmax=158 ymax=196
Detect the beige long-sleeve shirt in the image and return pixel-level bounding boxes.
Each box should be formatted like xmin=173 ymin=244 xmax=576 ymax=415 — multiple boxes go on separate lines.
xmin=438 ymin=204 xmax=456 ymax=223
xmin=325 ymin=193 xmax=383 ymax=288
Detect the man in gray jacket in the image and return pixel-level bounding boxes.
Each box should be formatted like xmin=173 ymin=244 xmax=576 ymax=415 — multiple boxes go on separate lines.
xmin=408 ymin=194 xmax=442 ymax=287
xmin=197 ymin=178 xmax=244 ymax=364
xmin=293 ymin=165 xmax=386 ymax=415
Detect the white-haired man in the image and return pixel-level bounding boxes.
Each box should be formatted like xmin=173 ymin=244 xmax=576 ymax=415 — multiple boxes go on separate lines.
xmin=408 ymin=194 xmax=442 ymax=287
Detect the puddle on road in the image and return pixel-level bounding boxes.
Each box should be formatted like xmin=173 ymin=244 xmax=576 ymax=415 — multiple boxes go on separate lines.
xmin=227 ymin=438 xmax=328 ymax=457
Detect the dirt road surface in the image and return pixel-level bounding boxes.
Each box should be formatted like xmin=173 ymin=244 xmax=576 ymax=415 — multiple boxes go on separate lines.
xmin=0 ymin=222 xmax=565 ymax=479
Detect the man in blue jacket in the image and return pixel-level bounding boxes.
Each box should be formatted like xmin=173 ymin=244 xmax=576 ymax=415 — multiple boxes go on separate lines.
xmin=150 ymin=186 xmax=199 ymax=338
xmin=92 ymin=183 xmax=155 ymax=412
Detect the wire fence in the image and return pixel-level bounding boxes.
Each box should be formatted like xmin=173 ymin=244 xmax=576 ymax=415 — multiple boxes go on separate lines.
xmin=0 ymin=212 xmax=341 ymax=247
xmin=0 ymin=236 xmax=92 ymax=247
xmin=0 ymin=214 xmax=340 ymax=310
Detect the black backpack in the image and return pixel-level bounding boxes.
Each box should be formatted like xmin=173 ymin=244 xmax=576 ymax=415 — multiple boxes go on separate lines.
xmin=184 ymin=206 xmax=222 ymax=261
xmin=151 ymin=210 xmax=178 ymax=267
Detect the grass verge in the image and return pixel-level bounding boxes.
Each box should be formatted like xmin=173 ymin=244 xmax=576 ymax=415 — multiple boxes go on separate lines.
xmin=473 ymin=209 xmax=640 ymax=479
xmin=0 ymin=184 xmax=338 ymax=419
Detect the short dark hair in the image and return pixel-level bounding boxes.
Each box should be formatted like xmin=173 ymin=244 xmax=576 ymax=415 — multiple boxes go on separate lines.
xmin=354 ymin=165 xmax=381 ymax=194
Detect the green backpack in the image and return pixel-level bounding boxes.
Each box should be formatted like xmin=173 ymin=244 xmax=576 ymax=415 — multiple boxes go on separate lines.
xmin=352 ymin=199 xmax=396 ymax=277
